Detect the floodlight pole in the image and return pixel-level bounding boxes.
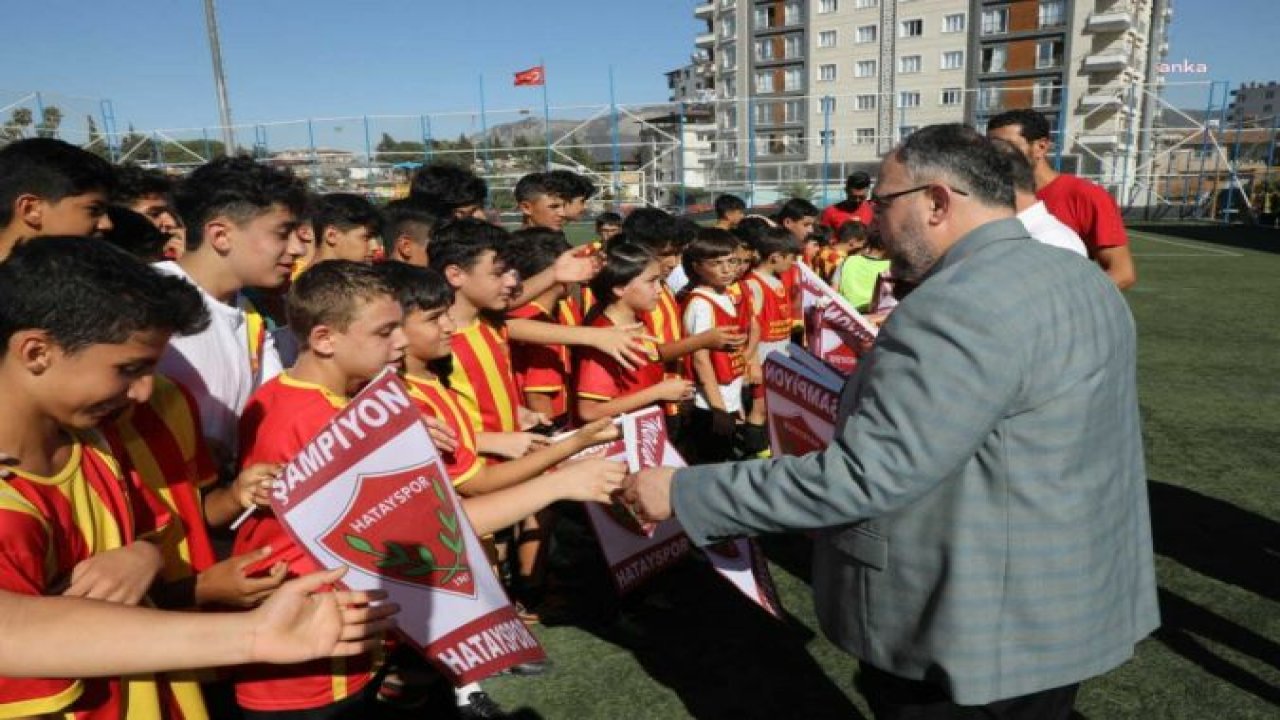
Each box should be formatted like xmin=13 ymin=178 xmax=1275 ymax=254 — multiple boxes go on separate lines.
xmin=203 ymin=0 xmax=236 ymax=154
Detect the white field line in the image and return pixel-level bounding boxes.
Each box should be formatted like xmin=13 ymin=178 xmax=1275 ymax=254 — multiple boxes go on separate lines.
xmin=1131 ymin=230 xmax=1239 ymax=256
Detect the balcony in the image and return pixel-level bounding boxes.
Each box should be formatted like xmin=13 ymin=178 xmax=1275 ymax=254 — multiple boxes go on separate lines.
xmin=696 ymin=31 xmax=715 ymax=48
xmin=1083 ymin=52 xmax=1130 ymax=73
xmin=1075 ymin=131 xmax=1129 ymax=150
xmin=1080 ymin=92 xmax=1124 ymax=110
xmin=1086 ymin=9 xmax=1134 ymax=33
xmin=695 ymin=2 xmax=714 ymax=20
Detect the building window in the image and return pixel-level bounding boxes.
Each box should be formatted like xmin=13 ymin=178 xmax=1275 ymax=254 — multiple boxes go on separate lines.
xmin=942 ymin=13 xmax=966 ymax=33
xmin=855 ymin=0 xmax=877 ymax=8
xmin=981 ymin=8 xmax=1008 ymax=35
xmin=753 ymin=6 xmax=773 ymax=29
xmin=721 ymin=14 xmax=736 ymax=37
xmin=818 ymin=30 xmax=837 ymax=48
xmin=785 ymin=100 xmax=802 ymax=122
xmin=940 ymin=88 xmax=962 ymax=106
xmin=784 ymin=67 xmax=803 ymax=91
xmin=755 ymin=71 xmax=774 ymax=93
xmin=755 ymin=103 xmax=774 ymax=125
xmin=1037 ymin=40 xmax=1063 ymax=69
xmin=941 ymin=50 xmax=964 ymax=70
xmin=722 ymin=107 xmax=737 ymax=129
xmin=981 ymin=46 xmax=1007 ymax=73
xmin=721 ymin=45 xmax=736 ymax=69
xmin=855 ymin=59 xmax=877 ymax=77
xmin=755 ymin=39 xmax=773 ymax=60
xmin=856 ymin=94 xmax=877 ymax=111
xmin=1034 ymin=81 xmax=1062 ymax=108
xmin=720 ymin=0 xmax=735 ymax=7
xmin=820 ymin=130 xmax=836 ymax=147
xmin=784 ymin=34 xmax=803 ymax=58
xmin=899 ymin=55 xmax=922 ymax=74
xmin=856 ymin=24 xmax=877 ymax=43
xmin=722 ymin=75 xmax=737 ymax=99
xmin=784 ymin=1 xmax=802 ymax=25
xmin=856 ymin=128 xmax=876 ymax=145
xmin=819 ymin=64 xmax=837 ymax=82
xmin=818 ymin=0 xmax=838 ymax=13
xmin=819 ymin=96 xmax=837 ymax=114
xmin=900 ymin=18 xmax=923 ymax=38
xmin=1039 ymin=0 xmax=1065 ymax=28
xmin=898 ymin=91 xmax=921 ymax=109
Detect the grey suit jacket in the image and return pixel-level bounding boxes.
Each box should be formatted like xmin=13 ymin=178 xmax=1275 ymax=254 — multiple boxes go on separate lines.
xmin=672 ymin=218 xmax=1159 ymax=704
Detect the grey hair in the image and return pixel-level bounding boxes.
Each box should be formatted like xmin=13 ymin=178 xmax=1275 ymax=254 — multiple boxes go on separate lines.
xmin=894 ymin=124 xmax=1016 ymax=210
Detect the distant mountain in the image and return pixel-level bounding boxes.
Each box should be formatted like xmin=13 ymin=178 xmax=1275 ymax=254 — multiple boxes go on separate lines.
xmin=471 ymin=105 xmax=676 ymax=162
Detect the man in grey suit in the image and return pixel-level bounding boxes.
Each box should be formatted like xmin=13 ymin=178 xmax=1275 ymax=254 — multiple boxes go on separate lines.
xmin=623 ymin=124 xmax=1159 ymax=719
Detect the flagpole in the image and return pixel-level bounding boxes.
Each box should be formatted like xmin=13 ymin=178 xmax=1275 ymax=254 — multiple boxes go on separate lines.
xmin=541 ymin=59 xmax=552 ymax=171
xmin=478 ymin=74 xmax=491 ymax=173
xmin=610 ymin=65 xmax=621 ymax=211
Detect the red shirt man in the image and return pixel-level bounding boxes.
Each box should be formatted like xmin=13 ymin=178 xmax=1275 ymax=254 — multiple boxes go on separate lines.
xmin=820 ymin=172 xmax=874 ymax=232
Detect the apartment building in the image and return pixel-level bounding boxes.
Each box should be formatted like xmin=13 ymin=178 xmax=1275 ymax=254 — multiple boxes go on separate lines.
xmin=688 ymin=0 xmax=1170 ymax=193
xmin=1227 ymin=82 xmax=1280 ymax=126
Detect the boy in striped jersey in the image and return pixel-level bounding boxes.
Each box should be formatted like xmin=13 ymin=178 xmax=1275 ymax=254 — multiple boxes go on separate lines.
xmin=0 ymin=237 xmax=212 ymax=719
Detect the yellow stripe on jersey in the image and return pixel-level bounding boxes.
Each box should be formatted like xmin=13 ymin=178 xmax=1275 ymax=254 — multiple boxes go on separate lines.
xmin=0 ymin=681 xmax=84 ymax=719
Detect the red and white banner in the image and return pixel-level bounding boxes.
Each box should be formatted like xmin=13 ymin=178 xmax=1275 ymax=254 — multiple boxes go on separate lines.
xmin=763 ymin=348 xmax=843 ymax=457
xmin=794 ymin=262 xmax=878 ymax=377
xmin=267 ymin=371 xmax=544 ymax=685
xmin=574 ymin=407 xmax=782 ymax=616
xmin=513 ymin=66 xmax=545 ymax=86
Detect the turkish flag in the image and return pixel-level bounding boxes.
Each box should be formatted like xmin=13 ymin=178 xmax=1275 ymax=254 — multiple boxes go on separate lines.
xmin=514 ymin=66 xmax=545 ymax=86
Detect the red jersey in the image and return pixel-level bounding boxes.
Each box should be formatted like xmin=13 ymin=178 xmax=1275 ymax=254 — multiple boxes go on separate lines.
xmin=508 ymin=302 xmax=571 ymax=424
xmin=819 ymin=200 xmax=873 ymax=233
xmin=448 ymin=318 xmax=521 ymax=434
xmin=0 ymin=434 xmax=203 ymax=720
xmin=681 ymin=287 xmax=749 ymax=385
xmin=574 ymin=313 xmax=664 ymax=415
xmin=233 ymin=374 xmax=376 ymax=713
xmin=742 ymin=270 xmax=794 ymax=344
xmin=404 ymin=373 xmax=483 ymax=488
xmin=1036 ymin=174 xmax=1128 ymax=258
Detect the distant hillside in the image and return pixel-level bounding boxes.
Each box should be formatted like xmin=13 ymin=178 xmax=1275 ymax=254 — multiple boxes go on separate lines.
xmin=472 ymin=105 xmax=674 ymax=162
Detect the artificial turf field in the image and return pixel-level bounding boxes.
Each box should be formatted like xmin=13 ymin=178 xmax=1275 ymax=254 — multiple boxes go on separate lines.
xmin=468 ymin=222 xmax=1279 ymax=719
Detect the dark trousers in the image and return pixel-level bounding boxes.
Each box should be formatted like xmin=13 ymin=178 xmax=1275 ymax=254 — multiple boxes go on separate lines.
xmin=857 ymin=663 xmax=1079 ymax=720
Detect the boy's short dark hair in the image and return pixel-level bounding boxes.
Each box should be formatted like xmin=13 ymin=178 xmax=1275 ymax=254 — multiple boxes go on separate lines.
xmin=774 ymin=198 xmax=819 ymax=224
xmin=682 ymin=227 xmax=739 ymax=280
xmin=380 ymin=197 xmax=440 ymax=253
xmin=287 ymin=260 xmax=394 ymax=340
xmin=749 ymin=226 xmax=801 ymax=260
xmin=545 ymin=170 xmax=596 ymax=201
xmin=594 ymin=211 xmax=622 ymax=231
xmin=713 ymin=194 xmax=747 ymax=219
xmin=837 ymin=221 xmax=868 ymax=245
xmin=732 ymin=215 xmax=774 ymax=248
xmin=0 ymin=236 xmax=208 ymax=352
xmin=112 ymin=165 xmax=173 ymax=207
xmin=986 ymin=108 xmax=1052 ymax=143
xmin=427 ymin=218 xmax=507 ymax=275
xmin=589 ymin=238 xmax=656 ymax=305
xmin=514 ymin=173 xmax=557 ymax=204
xmin=103 ymin=206 xmax=169 ymax=261
xmin=311 ymin=193 xmax=382 ymax=240
xmin=410 ymin=163 xmax=488 ymax=215
xmin=845 ymin=172 xmax=872 ymax=191
xmin=0 ymin=138 xmax=116 ymax=227
xmin=621 ymin=207 xmax=678 ymax=253
xmin=174 ymin=156 xmax=308 ymax=251
xmin=376 ymin=261 xmax=454 ymax=315
xmin=502 ymin=228 xmax=570 ymax=281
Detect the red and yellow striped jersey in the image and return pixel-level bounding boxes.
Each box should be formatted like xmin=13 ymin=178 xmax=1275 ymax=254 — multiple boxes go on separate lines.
xmin=508 ymin=302 xmax=571 ymax=424
xmin=404 ymin=374 xmax=483 ymax=488
xmin=233 ymin=374 xmax=377 ymax=713
xmin=0 ymin=434 xmax=204 ymax=719
xmin=574 ymin=313 xmax=664 ymax=412
xmin=448 ymin=318 xmax=521 ymax=434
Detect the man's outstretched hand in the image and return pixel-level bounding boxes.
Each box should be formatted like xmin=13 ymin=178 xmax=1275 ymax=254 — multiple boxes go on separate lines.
xmin=246 ymin=567 xmax=399 ymax=664
xmin=621 ymin=466 xmax=678 ymax=523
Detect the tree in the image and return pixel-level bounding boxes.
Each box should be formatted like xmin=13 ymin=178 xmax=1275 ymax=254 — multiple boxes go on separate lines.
xmin=780 ymin=181 xmax=816 ymax=203
xmin=35 ymin=106 xmax=63 ymax=139
xmin=0 ymin=107 xmax=33 ymax=143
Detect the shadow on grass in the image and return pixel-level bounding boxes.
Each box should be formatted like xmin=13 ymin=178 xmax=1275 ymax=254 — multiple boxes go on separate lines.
xmin=1129 ymin=222 xmax=1280 ymax=255
xmin=543 ymin=508 xmax=864 ymax=719
xmin=1149 ymin=480 xmax=1278 ymax=602
xmin=1147 ymin=480 xmax=1280 ymax=706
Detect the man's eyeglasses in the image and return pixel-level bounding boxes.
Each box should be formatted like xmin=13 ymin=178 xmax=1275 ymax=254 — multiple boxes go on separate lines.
xmin=868 ymin=184 xmax=970 ymax=211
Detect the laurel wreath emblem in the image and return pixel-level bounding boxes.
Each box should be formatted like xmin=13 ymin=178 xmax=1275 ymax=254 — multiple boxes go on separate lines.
xmin=343 ymin=473 xmax=468 ymax=584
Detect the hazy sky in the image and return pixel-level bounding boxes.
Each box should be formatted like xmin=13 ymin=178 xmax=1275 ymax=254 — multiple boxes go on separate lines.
xmin=0 ymin=0 xmax=1272 ymax=133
